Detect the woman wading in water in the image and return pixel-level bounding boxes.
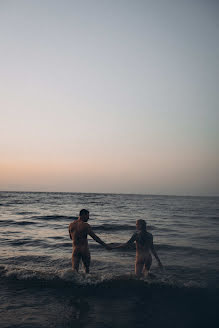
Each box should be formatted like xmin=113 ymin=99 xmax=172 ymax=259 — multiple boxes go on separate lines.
xmin=115 ymin=219 xmax=163 ymax=278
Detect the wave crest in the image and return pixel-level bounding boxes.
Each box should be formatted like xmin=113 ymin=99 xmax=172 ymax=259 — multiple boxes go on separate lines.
xmin=0 ymin=264 xmax=207 ymax=291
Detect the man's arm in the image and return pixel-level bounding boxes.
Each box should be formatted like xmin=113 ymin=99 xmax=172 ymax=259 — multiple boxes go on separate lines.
xmin=150 ymin=236 xmax=163 ymax=269
xmin=88 ymin=227 xmax=111 ymax=249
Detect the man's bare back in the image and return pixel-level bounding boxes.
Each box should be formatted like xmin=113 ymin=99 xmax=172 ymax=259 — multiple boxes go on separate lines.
xmin=69 ymin=209 xmax=109 ymax=273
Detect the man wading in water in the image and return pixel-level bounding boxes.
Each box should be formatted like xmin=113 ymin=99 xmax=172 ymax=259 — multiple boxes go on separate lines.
xmin=69 ymin=209 xmax=110 ymax=273
xmin=115 ymin=219 xmax=163 ymax=278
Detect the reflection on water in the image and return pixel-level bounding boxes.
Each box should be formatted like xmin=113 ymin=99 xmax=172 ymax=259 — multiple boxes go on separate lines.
xmin=0 ymin=192 xmax=219 ymax=327
xmin=1 ymin=282 xmax=218 ymax=328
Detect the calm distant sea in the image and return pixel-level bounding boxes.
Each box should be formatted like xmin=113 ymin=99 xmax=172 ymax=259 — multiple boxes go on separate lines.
xmin=0 ymin=191 xmax=218 ymax=328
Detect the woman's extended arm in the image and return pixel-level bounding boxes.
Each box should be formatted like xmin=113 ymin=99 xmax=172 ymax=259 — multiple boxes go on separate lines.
xmin=113 ymin=232 xmax=137 ymax=249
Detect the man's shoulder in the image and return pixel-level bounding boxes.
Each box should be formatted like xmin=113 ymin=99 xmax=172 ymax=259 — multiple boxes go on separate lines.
xmin=69 ymin=220 xmax=78 ymax=228
xmin=83 ymin=222 xmax=91 ymax=229
xmin=77 ymin=221 xmax=91 ymax=229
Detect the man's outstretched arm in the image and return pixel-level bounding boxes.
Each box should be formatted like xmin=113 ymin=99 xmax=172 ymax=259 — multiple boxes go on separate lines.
xmin=88 ymin=228 xmax=111 ymax=249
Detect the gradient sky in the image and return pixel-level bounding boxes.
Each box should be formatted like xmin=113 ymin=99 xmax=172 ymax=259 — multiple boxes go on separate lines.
xmin=0 ymin=0 xmax=218 ymax=195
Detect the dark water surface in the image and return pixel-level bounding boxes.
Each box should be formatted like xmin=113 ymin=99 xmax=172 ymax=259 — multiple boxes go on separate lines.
xmin=0 ymin=192 xmax=218 ymax=327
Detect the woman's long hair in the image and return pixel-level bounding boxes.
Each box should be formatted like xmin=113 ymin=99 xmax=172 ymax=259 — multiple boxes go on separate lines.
xmin=136 ymin=219 xmax=148 ymax=244
xmin=137 ymin=219 xmax=146 ymax=231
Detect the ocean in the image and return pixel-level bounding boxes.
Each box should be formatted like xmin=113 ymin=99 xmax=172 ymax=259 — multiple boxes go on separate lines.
xmin=0 ymin=191 xmax=218 ymax=327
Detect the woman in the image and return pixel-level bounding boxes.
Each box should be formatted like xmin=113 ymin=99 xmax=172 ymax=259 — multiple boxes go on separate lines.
xmin=116 ymin=219 xmax=163 ymax=277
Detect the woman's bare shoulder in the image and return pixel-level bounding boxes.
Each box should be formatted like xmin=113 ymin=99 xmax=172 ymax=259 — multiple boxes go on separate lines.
xmin=146 ymin=231 xmax=153 ymax=239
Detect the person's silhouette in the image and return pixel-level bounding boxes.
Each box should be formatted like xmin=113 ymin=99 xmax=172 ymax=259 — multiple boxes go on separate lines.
xmin=114 ymin=219 xmax=163 ymax=277
xmin=69 ymin=209 xmax=110 ymax=273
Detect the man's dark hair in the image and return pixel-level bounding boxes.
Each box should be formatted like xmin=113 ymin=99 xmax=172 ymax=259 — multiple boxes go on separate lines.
xmin=79 ymin=209 xmax=89 ymax=216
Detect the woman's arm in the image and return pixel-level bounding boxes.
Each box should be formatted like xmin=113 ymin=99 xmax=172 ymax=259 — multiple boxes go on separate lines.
xmin=113 ymin=232 xmax=137 ymax=249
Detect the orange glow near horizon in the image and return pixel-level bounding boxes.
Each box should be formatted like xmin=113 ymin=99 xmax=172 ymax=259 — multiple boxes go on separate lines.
xmin=1 ymin=148 xmax=217 ymax=195
xmin=0 ymin=1 xmax=218 ymax=195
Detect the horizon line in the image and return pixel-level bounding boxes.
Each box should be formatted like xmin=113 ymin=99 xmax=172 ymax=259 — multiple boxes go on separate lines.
xmin=0 ymin=190 xmax=218 ymax=198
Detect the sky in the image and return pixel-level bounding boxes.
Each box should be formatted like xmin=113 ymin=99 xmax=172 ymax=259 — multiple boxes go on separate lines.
xmin=0 ymin=0 xmax=218 ymax=196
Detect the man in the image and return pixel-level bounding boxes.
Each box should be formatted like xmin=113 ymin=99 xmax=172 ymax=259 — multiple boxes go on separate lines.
xmin=69 ymin=209 xmax=110 ymax=273
xmin=115 ymin=219 xmax=163 ymax=278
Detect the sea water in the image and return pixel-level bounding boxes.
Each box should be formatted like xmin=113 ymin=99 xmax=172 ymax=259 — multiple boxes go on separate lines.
xmin=0 ymin=192 xmax=218 ymax=327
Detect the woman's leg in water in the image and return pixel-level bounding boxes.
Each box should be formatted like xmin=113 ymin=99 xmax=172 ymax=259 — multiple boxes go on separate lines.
xmin=143 ymin=253 xmax=152 ymax=276
xmin=135 ymin=261 xmax=144 ymax=278
xmin=135 ymin=253 xmax=145 ymax=278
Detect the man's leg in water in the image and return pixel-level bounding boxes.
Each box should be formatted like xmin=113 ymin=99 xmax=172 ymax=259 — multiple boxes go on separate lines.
xmin=82 ymin=251 xmax=91 ymax=274
xmin=72 ymin=250 xmax=81 ymax=272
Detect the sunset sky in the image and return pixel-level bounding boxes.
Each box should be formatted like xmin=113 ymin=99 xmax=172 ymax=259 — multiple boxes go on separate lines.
xmin=1 ymin=0 xmax=218 ymax=195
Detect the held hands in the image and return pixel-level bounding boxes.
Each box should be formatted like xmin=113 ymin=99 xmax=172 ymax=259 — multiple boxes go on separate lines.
xmin=106 ymin=243 xmax=123 ymax=249
xmin=104 ymin=243 xmax=129 ymax=250
xmin=104 ymin=243 xmax=122 ymax=250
